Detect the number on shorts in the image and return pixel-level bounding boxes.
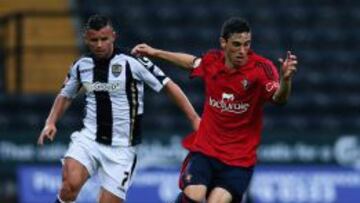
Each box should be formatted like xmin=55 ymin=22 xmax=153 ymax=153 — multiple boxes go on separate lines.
xmin=121 ymin=171 xmax=130 ymax=187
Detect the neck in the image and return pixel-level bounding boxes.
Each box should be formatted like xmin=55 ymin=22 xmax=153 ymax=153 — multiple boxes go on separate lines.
xmin=95 ymin=48 xmax=114 ymax=61
xmin=224 ymin=57 xmax=235 ymax=69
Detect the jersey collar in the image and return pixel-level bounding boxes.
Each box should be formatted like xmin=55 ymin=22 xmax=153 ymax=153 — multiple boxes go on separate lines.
xmin=218 ymin=50 xmax=255 ymax=75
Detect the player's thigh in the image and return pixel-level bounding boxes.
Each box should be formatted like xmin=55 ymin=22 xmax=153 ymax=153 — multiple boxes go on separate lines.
xmin=214 ymin=165 xmax=254 ymax=202
xmin=99 ymin=187 xmax=123 ymax=203
xmin=62 ymin=157 xmax=89 ymax=189
xmin=207 ymin=187 xmax=232 ymax=203
xmin=179 ymin=152 xmax=213 ymax=200
xmin=64 ymin=130 xmax=98 ymax=177
xmin=97 ymin=145 xmax=137 ymax=201
xmin=62 ymin=131 xmax=98 ymax=188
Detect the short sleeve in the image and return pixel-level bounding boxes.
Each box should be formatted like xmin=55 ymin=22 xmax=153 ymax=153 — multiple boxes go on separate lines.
xmin=59 ymin=63 xmax=81 ymax=99
xmin=131 ymin=56 xmax=170 ymax=92
xmin=256 ymin=60 xmax=280 ymax=101
xmin=190 ymin=57 xmax=204 ymax=78
xmin=190 ymin=49 xmax=222 ymax=79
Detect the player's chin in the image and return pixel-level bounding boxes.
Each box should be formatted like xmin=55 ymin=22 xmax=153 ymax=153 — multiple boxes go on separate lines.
xmin=233 ymin=59 xmax=245 ymax=66
xmin=95 ymin=53 xmax=108 ymax=59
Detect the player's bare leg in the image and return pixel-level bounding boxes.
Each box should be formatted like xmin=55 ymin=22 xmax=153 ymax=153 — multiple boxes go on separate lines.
xmin=58 ymin=158 xmax=89 ymax=202
xmin=98 ymin=187 xmax=123 ymax=203
xmin=207 ymin=187 xmax=232 ymax=203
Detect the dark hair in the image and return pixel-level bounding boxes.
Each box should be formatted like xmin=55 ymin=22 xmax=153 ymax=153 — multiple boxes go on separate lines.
xmin=85 ymin=14 xmax=113 ymax=31
xmin=221 ymin=17 xmax=251 ymax=40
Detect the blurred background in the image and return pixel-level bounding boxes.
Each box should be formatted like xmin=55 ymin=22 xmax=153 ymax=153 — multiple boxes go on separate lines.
xmin=0 ymin=0 xmax=359 ymax=202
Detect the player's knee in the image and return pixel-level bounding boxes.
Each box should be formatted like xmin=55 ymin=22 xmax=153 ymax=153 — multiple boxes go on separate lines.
xmin=174 ymin=192 xmax=203 ymax=203
xmin=207 ymin=187 xmax=233 ymax=203
xmin=182 ymin=185 xmax=207 ymax=202
xmin=59 ymin=180 xmax=81 ymax=201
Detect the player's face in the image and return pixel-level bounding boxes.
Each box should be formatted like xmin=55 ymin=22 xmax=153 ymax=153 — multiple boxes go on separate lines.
xmin=84 ymin=26 xmax=116 ymax=59
xmin=221 ymin=32 xmax=251 ymax=67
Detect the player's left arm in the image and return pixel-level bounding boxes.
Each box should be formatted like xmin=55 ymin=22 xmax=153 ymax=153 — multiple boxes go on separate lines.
xmin=272 ymin=51 xmax=298 ymax=104
xmin=132 ymin=56 xmax=201 ymax=131
xmin=164 ymin=80 xmax=201 ymax=131
xmin=132 ymin=43 xmax=196 ymax=71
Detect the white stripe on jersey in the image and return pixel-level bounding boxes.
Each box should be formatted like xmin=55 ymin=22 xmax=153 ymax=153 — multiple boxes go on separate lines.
xmin=60 ymin=51 xmax=169 ymax=146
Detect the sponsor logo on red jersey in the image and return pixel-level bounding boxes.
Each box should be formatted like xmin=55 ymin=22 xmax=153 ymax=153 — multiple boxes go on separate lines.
xmin=209 ymin=92 xmax=250 ymax=114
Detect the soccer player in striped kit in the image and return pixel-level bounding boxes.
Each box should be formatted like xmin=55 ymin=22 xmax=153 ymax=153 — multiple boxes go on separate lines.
xmin=132 ymin=17 xmax=298 ymax=203
xmin=37 ymin=14 xmax=200 ymax=203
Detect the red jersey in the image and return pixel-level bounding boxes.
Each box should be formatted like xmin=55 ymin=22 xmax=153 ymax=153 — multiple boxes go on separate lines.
xmin=183 ymin=49 xmax=280 ymax=167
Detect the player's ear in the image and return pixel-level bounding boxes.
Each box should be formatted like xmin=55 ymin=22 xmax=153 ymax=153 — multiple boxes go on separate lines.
xmin=112 ymin=31 xmax=117 ymax=41
xmin=220 ymin=37 xmax=226 ymax=49
xmin=83 ymin=31 xmax=89 ymax=45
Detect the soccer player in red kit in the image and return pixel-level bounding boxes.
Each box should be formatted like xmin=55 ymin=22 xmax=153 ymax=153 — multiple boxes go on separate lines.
xmin=132 ymin=17 xmax=298 ymax=203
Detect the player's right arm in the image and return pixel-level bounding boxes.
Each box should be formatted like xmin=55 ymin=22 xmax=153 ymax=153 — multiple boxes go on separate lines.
xmin=38 ymin=61 xmax=82 ymax=145
xmin=37 ymin=95 xmax=72 ymax=145
xmin=132 ymin=43 xmax=197 ymax=71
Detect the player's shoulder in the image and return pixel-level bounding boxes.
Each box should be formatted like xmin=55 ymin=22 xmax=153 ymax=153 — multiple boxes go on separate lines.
xmin=202 ymin=49 xmax=223 ymax=62
xmin=123 ymin=56 xmax=155 ymax=71
xmin=75 ymin=52 xmax=95 ymax=64
xmin=67 ymin=55 xmax=93 ymax=72
xmin=250 ymin=51 xmax=279 ymax=80
xmin=114 ymin=47 xmax=154 ymax=67
xmin=250 ymin=51 xmax=275 ymax=68
xmin=110 ymin=47 xmax=131 ymax=62
xmin=250 ymin=52 xmax=273 ymax=64
xmin=196 ymin=49 xmax=223 ymax=70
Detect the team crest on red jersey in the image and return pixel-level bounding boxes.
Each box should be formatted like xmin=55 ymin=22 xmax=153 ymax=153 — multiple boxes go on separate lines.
xmin=111 ymin=64 xmax=122 ymax=77
xmin=242 ymin=79 xmax=249 ymax=90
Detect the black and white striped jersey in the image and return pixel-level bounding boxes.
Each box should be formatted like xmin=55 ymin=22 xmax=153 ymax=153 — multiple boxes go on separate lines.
xmin=60 ymin=49 xmax=170 ymax=146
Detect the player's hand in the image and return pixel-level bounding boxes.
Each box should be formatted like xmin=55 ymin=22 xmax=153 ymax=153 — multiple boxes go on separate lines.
xmin=37 ymin=123 xmax=57 ymax=145
xmin=131 ymin=43 xmax=157 ymax=57
xmin=278 ymin=51 xmax=298 ymax=81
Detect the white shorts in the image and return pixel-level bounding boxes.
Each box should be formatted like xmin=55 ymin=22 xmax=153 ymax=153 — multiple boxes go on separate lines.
xmin=63 ymin=129 xmax=138 ymax=200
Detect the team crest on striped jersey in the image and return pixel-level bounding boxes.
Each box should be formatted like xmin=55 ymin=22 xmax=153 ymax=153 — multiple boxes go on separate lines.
xmin=111 ymin=64 xmax=123 ymax=77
